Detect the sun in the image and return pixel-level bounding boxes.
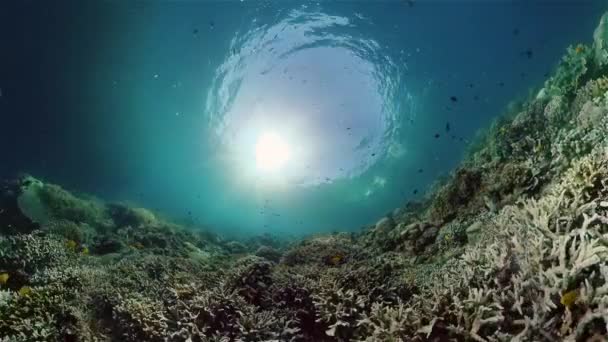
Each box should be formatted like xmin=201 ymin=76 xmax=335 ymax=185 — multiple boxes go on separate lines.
xmin=255 ymin=132 xmax=291 ymax=172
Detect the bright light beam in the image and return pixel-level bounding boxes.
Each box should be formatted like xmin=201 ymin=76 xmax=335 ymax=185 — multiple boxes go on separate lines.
xmin=255 ymin=132 xmax=291 ymax=172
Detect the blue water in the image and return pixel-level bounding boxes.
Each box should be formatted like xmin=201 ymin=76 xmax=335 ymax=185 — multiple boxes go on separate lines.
xmin=0 ymin=1 xmax=605 ymax=238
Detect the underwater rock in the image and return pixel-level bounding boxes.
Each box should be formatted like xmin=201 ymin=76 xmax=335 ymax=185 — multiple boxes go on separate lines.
xmin=428 ymin=167 xmax=482 ymax=223
xmin=228 ymin=257 xmax=273 ymax=309
xmin=42 ymin=219 xmax=95 ymax=245
xmin=373 ymin=216 xmax=394 ymax=235
xmin=465 ymin=221 xmax=482 ymax=243
xmin=92 ymin=235 xmax=125 ymax=254
xmin=543 ymin=94 xmax=567 ymax=123
xmin=281 ymin=233 xmax=357 ymax=266
xmin=107 ymin=204 xmax=157 ymax=228
xmin=0 ymin=178 xmax=39 ymax=234
xmin=396 ymin=221 xmax=439 ymax=255
xmin=225 ymin=240 xmax=248 ymax=254
xmin=419 ymin=226 xmax=439 ymax=245
xmin=16 ymin=176 xmax=49 ymax=225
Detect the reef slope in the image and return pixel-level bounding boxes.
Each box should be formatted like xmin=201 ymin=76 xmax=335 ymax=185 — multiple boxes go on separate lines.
xmin=2 ymin=13 xmax=608 ymax=342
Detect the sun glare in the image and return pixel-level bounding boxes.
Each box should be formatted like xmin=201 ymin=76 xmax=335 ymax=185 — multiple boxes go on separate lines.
xmin=255 ymin=132 xmax=291 ymax=172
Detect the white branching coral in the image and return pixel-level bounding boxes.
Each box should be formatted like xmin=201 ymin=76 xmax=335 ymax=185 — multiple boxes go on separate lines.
xmin=396 ymin=145 xmax=608 ymax=341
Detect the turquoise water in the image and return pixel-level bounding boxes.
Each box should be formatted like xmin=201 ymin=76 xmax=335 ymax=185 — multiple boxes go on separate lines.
xmin=0 ymin=1 xmax=605 ymax=238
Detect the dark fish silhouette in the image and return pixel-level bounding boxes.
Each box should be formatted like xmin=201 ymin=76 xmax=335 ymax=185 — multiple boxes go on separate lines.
xmin=434 ymin=133 xmax=440 ymax=138
xmin=445 ymin=122 xmax=451 ymax=132
xmin=450 ymin=96 xmax=458 ymax=102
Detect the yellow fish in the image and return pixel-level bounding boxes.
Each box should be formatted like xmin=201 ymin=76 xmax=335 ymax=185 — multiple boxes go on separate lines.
xmin=561 ymin=290 xmax=577 ymax=308
xmin=66 ymin=240 xmax=77 ymax=251
xmin=0 ymin=273 xmax=9 ymax=285
xmin=18 ymin=286 xmax=32 ymax=297
xmin=328 ymin=254 xmax=344 ymax=265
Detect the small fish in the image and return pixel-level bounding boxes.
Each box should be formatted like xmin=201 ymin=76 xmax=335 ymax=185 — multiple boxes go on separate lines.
xmin=498 ymin=82 xmax=505 ymax=87
xmin=413 ymin=189 xmax=418 ymax=194
xmin=434 ymin=133 xmax=440 ymax=138
xmin=575 ymin=45 xmax=585 ymax=54
xmin=406 ymin=0 xmax=414 ymax=7
xmin=417 ymin=168 xmax=423 ymax=173
xmin=513 ymin=28 xmax=520 ymax=36
xmin=209 ymin=21 xmax=215 ymax=29
xmin=192 ymin=28 xmax=199 ymax=35
xmin=371 ymin=153 xmax=376 ymax=156
xmin=328 ymin=254 xmax=344 ymax=265
xmin=132 ymin=242 xmax=144 ymax=249
xmin=450 ymin=96 xmax=458 ymax=102
xmin=474 ymin=95 xmax=480 ymax=101
xmin=467 ymin=83 xmax=474 ymax=88
xmin=445 ymin=122 xmax=451 ymax=132
xmin=66 ymin=240 xmax=77 ymax=251
xmin=560 ymin=290 xmax=577 ymax=308
xmin=18 ymin=286 xmax=32 ymax=297
xmin=0 ymin=273 xmax=9 ymax=285
xmin=523 ymin=49 xmax=533 ymax=59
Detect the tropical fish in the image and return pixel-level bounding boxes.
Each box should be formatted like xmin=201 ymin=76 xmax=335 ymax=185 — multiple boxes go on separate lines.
xmin=328 ymin=254 xmax=344 ymax=265
xmin=561 ymin=290 xmax=577 ymax=308
xmin=18 ymin=286 xmax=32 ymax=297
xmin=66 ymin=240 xmax=77 ymax=251
xmin=0 ymin=273 xmax=9 ymax=285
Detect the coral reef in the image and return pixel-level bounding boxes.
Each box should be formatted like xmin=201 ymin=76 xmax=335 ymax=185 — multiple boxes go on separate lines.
xmin=1 ymin=11 xmax=608 ymax=342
